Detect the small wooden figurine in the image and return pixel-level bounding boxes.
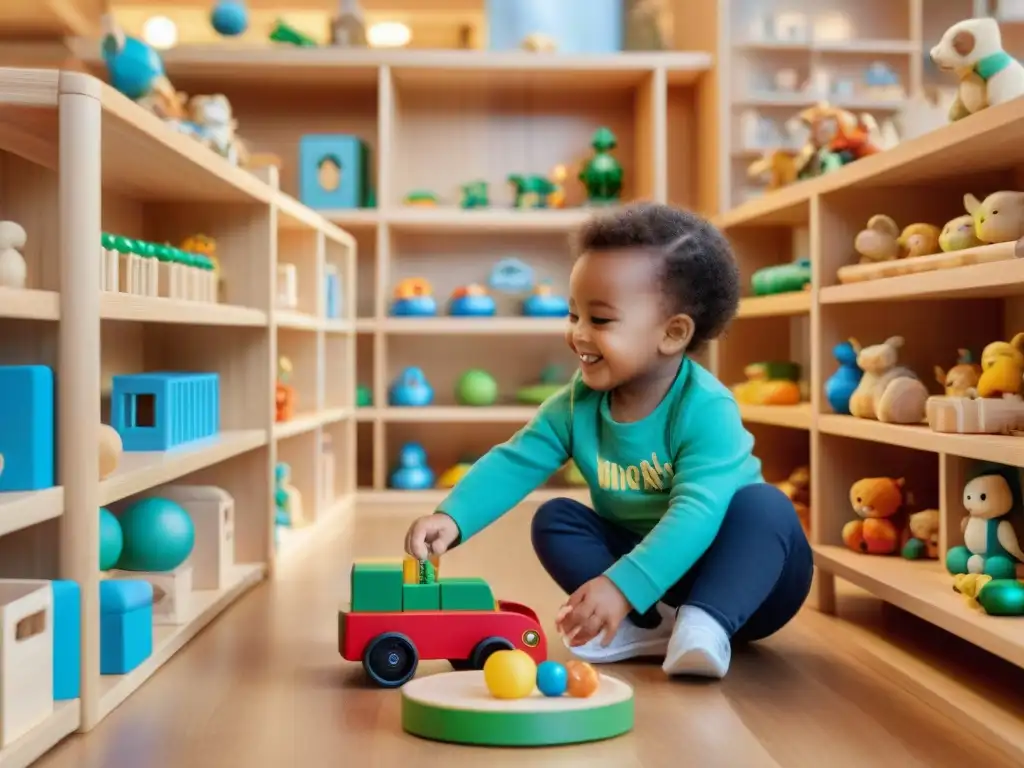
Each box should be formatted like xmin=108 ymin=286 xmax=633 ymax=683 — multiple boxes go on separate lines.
xmin=0 ymin=221 xmax=27 ymax=289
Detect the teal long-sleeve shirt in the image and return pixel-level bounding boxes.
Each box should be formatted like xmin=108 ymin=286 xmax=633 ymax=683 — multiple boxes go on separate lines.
xmin=437 ymin=357 xmax=764 ymax=613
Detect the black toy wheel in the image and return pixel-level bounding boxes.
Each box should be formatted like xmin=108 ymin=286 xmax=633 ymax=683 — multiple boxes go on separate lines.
xmin=469 ymin=636 xmax=515 ymax=669
xmin=362 ymin=632 xmax=419 ymax=688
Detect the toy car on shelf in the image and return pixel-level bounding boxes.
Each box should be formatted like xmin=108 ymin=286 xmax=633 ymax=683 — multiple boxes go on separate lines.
xmin=339 ymin=558 xmax=547 ymax=687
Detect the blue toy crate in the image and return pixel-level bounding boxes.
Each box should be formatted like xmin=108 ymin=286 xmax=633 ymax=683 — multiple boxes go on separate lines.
xmin=298 ymin=134 xmax=371 ymax=210
xmin=110 ymin=372 xmax=220 ymax=452
xmin=52 ymin=580 xmax=80 ymax=700
xmin=0 ymin=365 xmax=55 ymax=492
xmin=100 ymin=579 xmax=153 ymax=675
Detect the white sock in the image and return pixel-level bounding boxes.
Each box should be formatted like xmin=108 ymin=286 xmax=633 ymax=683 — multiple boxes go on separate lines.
xmin=662 ymin=605 xmax=732 ymax=679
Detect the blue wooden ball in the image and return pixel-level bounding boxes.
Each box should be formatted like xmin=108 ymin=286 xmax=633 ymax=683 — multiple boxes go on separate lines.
xmin=116 ymin=497 xmax=195 ymax=572
xmin=99 ymin=507 xmax=123 ymax=571
xmin=211 ymin=1 xmax=249 ymax=36
xmin=536 ymin=660 xmax=568 ymax=696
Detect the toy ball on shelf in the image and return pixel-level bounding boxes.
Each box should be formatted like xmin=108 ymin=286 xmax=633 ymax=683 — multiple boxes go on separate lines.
xmin=115 ymin=497 xmax=195 ymax=572
xmin=455 ymin=369 xmax=498 ymax=406
xmin=522 ymin=283 xmax=569 ymax=317
xmin=536 ymin=660 xmax=569 ymax=697
xmin=100 ymin=18 xmax=165 ymax=100
xmin=488 ymin=257 xmax=535 ymax=293
xmin=391 ymin=277 xmax=437 ymax=317
xmin=389 ymin=442 xmax=435 ymax=490
xmin=98 ymin=423 xmax=123 ymax=480
xmin=484 ymin=649 xmax=537 ymax=699
xmin=356 ymin=384 xmax=373 ymax=407
xmin=211 ymin=1 xmax=249 ymax=36
xmin=448 ymin=284 xmax=496 ymax=317
xmin=99 ymin=507 xmax=123 ymax=571
xmin=389 ymin=367 xmax=434 ymax=407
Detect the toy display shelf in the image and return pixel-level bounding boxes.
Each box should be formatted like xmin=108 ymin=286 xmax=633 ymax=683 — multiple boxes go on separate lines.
xmin=60 ymin=47 xmax=716 ymax=501
xmin=0 ymin=67 xmax=357 ymax=753
xmin=712 ymin=91 xmax=1024 ymax=763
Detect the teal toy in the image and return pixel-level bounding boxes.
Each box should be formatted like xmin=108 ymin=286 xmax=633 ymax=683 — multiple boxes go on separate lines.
xmin=460 ymin=180 xmax=489 ymax=209
xmin=274 ymin=463 xmax=292 ymax=527
xmin=100 ymin=18 xmax=165 ymax=100
xmin=389 ymin=367 xmax=434 ymax=407
xmin=508 ymin=174 xmax=555 ymax=209
xmin=211 ymin=1 xmax=249 ymax=36
xmin=99 ymin=508 xmax=123 ymax=571
xmin=448 ymin=285 xmax=496 ymax=317
xmin=456 ymin=369 xmax=499 ymax=406
xmin=954 ymin=574 xmax=1024 ymax=616
xmin=579 ymin=127 xmax=622 ymax=205
xmin=389 ymin=442 xmax=435 ymax=490
xmin=824 ymin=339 xmax=862 ymax=415
xmin=356 ymin=384 xmax=373 ymax=407
xmin=522 ymin=283 xmax=569 ymax=317
xmin=946 ymin=466 xmax=1024 ymax=581
xmin=115 ymin=497 xmax=195 ymax=572
xmin=489 ymin=257 xmax=535 ymax=293
xmin=750 ymin=258 xmax=811 ymax=296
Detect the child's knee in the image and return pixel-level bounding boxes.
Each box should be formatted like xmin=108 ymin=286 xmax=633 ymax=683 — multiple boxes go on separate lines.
xmin=725 ymin=483 xmax=801 ymax=535
xmin=531 ymin=498 xmax=589 ymax=550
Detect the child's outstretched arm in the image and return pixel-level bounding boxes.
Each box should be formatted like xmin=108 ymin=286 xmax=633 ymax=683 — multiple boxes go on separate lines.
xmin=604 ymin=396 xmax=758 ymax=615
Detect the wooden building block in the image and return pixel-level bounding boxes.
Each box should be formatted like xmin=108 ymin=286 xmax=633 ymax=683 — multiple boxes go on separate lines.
xmin=403 ymin=583 xmax=441 ymax=611
xmin=439 ymin=577 xmax=495 ymax=611
xmin=351 ymin=561 xmax=403 ymax=612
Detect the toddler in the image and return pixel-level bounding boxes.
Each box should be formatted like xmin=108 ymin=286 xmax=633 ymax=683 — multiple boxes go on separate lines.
xmin=405 ymin=203 xmax=813 ymax=678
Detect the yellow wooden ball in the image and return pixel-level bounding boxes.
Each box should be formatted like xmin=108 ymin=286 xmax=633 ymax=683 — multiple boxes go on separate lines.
xmin=483 ymin=649 xmax=537 ymax=699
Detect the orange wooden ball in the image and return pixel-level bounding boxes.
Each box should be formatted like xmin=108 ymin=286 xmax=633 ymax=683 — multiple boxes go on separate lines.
xmin=565 ymin=660 xmax=599 ymax=698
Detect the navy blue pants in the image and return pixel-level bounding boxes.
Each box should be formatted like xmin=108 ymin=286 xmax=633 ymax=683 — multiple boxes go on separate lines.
xmin=531 ymin=483 xmax=813 ymax=642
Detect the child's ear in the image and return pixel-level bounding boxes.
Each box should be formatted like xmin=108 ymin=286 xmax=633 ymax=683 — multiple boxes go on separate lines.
xmin=660 ymin=313 xmax=694 ymax=355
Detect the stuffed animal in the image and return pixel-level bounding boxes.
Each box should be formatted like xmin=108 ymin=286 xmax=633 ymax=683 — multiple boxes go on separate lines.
xmin=747 ymin=149 xmax=800 ymax=191
xmin=902 ymin=508 xmax=939 ymax=560
xmin=897 ymin=223 xmax=942 ymax=258
xmin=947 ymin=471 xmax=1024 ymax=580
xmin=977 ymin=333 xmax=1024 ymax=398
xmin=848 ymin=336 xmax=929 ymax=424
xmin=934 ymin=349 xmax=982 ymax=397
xmin=930 ymin=18 xmax=1024 ymax=122
xmin=963 ymin=191 xmax=1024 ymax=243
xmin=854 ymin=215 xmax=900 ymax=263
xmin=938 ymin=214 xmax=983 ymax=252
xmin=842 ymin=477 xmax=907 ymax=555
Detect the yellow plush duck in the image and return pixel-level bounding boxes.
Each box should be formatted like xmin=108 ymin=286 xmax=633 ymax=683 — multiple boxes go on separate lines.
xmin=977 ymin=332 xmax=1024 ymax=398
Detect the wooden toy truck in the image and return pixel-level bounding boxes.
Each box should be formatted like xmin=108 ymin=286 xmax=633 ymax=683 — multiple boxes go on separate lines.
xmin=339 ymin=558 xmax=547 ymax=688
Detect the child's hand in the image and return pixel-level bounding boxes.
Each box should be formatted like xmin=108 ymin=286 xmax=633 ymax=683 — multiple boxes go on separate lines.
xmin=404 ymin=512 xmax=459 ymax=560
xmin=556 ymin=576 xmax=631 ymax=647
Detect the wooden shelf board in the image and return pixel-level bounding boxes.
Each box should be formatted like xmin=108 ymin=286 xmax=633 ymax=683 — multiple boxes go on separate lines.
xmin=0 ymin=486 xmax=63 ymax=538
xmin=275 ymin=309 xmax=320 ymax=331
xmin=739 ymin=403 xmax=812 ymax=429
xmin=323 ymin=319 xmax=354 ymax=333
xmin=736 ymin=291 xmax=810 ymax=318
xmin=0 ymin=699 xmax=79 ymax=768
xmin=276 ymin=191 xmax=355 ymax=247
xmin=99 ymin=294 xmax=268 ymax=327
xmin=821 ymin=257 xmax=1024 ymax=304
xmin=58 ymin=72 xmax=274 ymax=204
xmin=714 ymin=185 xmax=811 ymax=229
xmin=386 ymin=207 xmax=592 ymax=233
xmin=98 ymin=430 xmax=268 ymax=506
xmin=276 ymin=495 xmax=355 ymax=568
xmin=321 ymin=406 xmax=353 ymax=424
xmin=0 ymin=287 xmax=59 ymax=321
xmin=358 ymin=487 xmax=590 ymax=506
xmin=320 ymin=209 xmax=382 ymax=230
xmin=364 ymin=406 xmax=538 ymax=422
xmin=97 ymin=562 xmax=265 ymax=722
xmin=381 ymin=317 xmax=565 ymax=335
xmin=355 ymin=319 xmax=375 ymax=333
xmin=811 ymin=588 xmax=1024 ymax=765
xmin=817 ymin=414 xmax=1024 ymax=465
xmin=814 ymin=544 xmax=1024 ymax=668
xmin=273 ymin=412 xmax=324 ymax=440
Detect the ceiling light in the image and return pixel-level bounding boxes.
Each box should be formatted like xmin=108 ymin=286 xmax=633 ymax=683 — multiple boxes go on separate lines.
xmin=142 ymin=16 xmax=178 ymax=50
xmin=368 ymin=21 xmax=411 ymax=48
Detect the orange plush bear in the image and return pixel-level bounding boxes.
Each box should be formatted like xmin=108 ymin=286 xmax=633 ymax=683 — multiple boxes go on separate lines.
xmin=842 ymin=477 xmax=907 ymax=555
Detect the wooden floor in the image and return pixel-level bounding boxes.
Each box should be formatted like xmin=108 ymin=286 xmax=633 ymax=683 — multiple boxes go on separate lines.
xmin=36 ymin=504 xmax=1024 ymax=768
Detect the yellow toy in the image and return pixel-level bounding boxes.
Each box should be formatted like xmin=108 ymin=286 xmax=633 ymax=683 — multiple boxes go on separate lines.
xmin=747 ymin=149 xmax=800 ymax=191
xmin=484 ymin=649 xmax=537 ymax=699
xmin=731 ymin=362 xmax=801 ymax=406
xmin=436 ymin=461 xmax=473 ymax=488
xmin=977 ymin=333 xmax=1024 ymax=398
xmin=964 ymin=191 xmax=1024 ymax=244
xmin=548 ymin=164 xmax=567 ymax=208
xmin=938 ymin=214 xmax=983 ymax=252
xmin=896 ymin=223 xmax=941 ymax=258
xmin=848 ymin=336 xmax=928 ymax=424
xmin=934 ymin=349 xmax=982 ymax=397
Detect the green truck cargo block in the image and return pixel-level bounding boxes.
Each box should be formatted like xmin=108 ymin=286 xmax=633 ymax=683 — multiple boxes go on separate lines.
xmin=403 ymin=583 xmax=441 ymax=611
xmin=351 ymin=561 xmax=403 ymax=612
xmin=439 ymin=577 xmax=495 ymax=611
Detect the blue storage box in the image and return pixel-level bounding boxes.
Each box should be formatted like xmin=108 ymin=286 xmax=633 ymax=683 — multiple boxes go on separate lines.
xmin=0 ymin=365 xmax=54 ymax=491
xmin=100 ymin=579 xmax=153 ymax=675
xmin=110 ymin=372 xmax=220 ymax=452
xmin=486 ymin=0 xmax=623 ymax=53
xmin=298 ymin=134 xmax=371 ymax=210
xmin=51 ymin=580 xmax=80 ymax=700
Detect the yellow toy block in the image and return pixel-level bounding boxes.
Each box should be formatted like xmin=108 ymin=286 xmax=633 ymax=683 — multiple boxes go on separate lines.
xmin=403 ymin=556 xmax=419 ymax=585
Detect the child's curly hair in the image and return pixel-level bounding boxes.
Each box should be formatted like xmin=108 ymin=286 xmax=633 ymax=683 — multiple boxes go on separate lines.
xmin=574 ymin=203 xmax=741 ymax=353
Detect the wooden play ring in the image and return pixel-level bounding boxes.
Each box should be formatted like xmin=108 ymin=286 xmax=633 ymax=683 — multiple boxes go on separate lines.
xmin=400 ymin=670 xmax=634 ymax=747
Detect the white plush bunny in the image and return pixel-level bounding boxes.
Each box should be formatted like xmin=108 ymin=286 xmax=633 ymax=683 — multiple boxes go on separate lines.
xmin=0 ymin=221 xmax=27 ymax=289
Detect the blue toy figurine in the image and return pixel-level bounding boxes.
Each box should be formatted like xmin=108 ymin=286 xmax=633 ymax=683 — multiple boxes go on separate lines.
xmin=100 ymin=15 xmax=165 ymax=100
xmin=211 ymin=1 xmax=249 ymax=36
xmin=448 ymin=285 xmax=496 ymax=317
xmin=522 ymin=282 xmax=569 ymax=317
xmin=389 ymin=367 xmax=434 ymax=407
xmin=824 ymin=339 xmax=862 ymax=415
xmin=389 ymin=442 xmax=435 ymax=490
xmin=391 ymin=278 xmax=438 ymax=317
xmin=488 ymin=257 xmax=535 ymax=293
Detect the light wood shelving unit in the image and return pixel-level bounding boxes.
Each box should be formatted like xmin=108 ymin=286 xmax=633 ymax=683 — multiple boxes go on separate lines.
xmin=0 ymin=66 xmax=357 ymax=763
xmin=63 ymin=45 xmax=717 ymax=503
xmin=711 ymin=93 xmax=1024 ymax=762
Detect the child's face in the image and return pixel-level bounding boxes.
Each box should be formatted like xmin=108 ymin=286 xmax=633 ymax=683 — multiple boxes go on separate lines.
xmin=566 ymin=249 xmax=688 ymax=391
